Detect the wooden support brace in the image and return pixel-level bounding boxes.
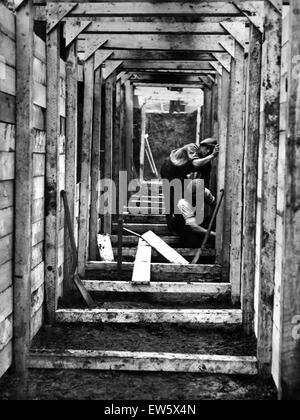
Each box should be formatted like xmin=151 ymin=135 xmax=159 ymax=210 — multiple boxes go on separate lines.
xmin=219 ymin=39 xmax=235 ymax=58
xmin=84 ymin=35 xmax=108 ymax=61
xmin=103 ymin=61 xmax=123 ymax=80
xmin=64 ymin=20 xmax=91 ymax=47
xmin=94 ymin=50 xmax=113 ymax=71
xmin=220 ymin=22 xmax=248 ymax=49
xmin=212 ymin=53 xmax=231 ymax=73
xmin=233 ymin=1 xmax=264 ymax=32
xmin=46 ymin=2 xmax=78 ymax=34
xmin=210 ymin=61 xmax=223 ymax=76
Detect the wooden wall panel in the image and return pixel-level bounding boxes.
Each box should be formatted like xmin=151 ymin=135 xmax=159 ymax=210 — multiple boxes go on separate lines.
xmin=0 ymin=3 xmax=15 ymax=378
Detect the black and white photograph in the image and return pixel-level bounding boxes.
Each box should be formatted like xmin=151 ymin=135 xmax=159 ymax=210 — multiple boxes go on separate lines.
xmin=0 ymin=0 xmax=299 ymax=403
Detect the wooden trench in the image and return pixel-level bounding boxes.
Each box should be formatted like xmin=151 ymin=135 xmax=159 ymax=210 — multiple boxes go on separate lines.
xmin=0 ymin=0 xmax=299 ymax=399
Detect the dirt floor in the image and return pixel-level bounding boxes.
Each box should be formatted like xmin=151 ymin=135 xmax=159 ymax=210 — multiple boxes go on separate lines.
xmin=0 ymin=369 xmax=277 ymax=400
xmin=0 ymin=323 xmax=277 ymax=400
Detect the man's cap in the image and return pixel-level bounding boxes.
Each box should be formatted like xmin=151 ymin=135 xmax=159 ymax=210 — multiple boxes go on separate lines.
xmin=200 ymin=138 xmax=217 ymax=147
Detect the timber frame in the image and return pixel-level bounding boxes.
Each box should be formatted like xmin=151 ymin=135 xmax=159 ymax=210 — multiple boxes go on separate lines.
xmin=7 ymin=0 xmax=298 ymax=400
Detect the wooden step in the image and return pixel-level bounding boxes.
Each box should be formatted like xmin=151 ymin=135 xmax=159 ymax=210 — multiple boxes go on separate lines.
xmin=82 ymin=280 xmax=230 ymax=296
xmin=113 ymin=223 xmax=170 ymax=236
xmin=122 ymin=214 xmax=167 ymax=224
xmin=85 ymin=261 xmax=222 ymax=282
xmin=110 ymin=235 xmax=214 ymax=249
xmin=55 ymin=308 xmax=242 ymax=325
xmin=28 ymin=349 xmax=258 ymax=375
xmin=126 ymin=207 xmax=166 ymax=215
xmin=113 ymin=247 xmax=215 ymax=259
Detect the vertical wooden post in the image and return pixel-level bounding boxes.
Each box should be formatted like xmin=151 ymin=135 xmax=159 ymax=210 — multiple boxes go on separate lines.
xmin=113 ymin=78 xmax=121 ymax=186
xmin=216 ymin=69 xmax=230 ymax=265
xmin=89 ymin=67 xmax=102 ymax=261
xmin=195 ymin=106 xmax=201 ymax=146
xmin=64 ymin=41 xmax=78 ymax=297
xmin=203 ymin=86 xmax=212 ymax=138
xmin=242 ymin=25 xmax=262 ymax=334
xmin=103 ymin=72 xmax=116 ymax=234
xmin=14 ymin=0 xmax=34 ymax=374
xmin=78 ymin=55 xmax=94 ymax=276
xmin=279 ymin=0 xmax=300 ymax=399
xmin=125 ymin=81 xmax=134 ymax=181
xmin=210 ymin=79 xmax=219 ymax=197
xmin=45 ymin=25 xmax=60 ymax=324
xmin=223 ymin=43 xmax=245 ymax=303
xmin=139 ymin=104 xmax=146 ymax=181
xmin=257 ymin=1 xmax=282 ymax=373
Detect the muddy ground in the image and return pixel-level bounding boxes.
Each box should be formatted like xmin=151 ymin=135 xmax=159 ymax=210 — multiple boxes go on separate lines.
xmin=0 ymin=369 xmax=277 ymax=400
xmin=0 ymin=324 xmax=277 ymax=400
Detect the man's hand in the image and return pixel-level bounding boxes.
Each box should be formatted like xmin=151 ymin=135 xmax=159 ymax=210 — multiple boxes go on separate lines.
xmin=212 ymin=144 xmax=220 ymax=157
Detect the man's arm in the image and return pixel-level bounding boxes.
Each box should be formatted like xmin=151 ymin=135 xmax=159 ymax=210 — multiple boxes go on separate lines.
xmin=192 ymin=144 xmax=219 ymax=169
xmin=188 ymin=221 xmax=216 ymax=238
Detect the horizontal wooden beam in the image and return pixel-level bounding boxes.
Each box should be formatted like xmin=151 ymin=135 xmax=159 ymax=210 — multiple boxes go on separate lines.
xmin=119 ymin=61 xmax=215 ymax=71
xmin=85 ymin=261 xmax=221 ymax=282
xmin=129 ymin=74 xmax=211 ymax=84
xmin=55 ymin=308 xmax=242 ymax=324
xmin=68 ymin=3 xmax=243 ymax=17
xmin=83 ymin=21 xmax=228 ymax=34
xmin=94 ymin=50 xmax=217 ymax=61
xmin=82 ymin=280 xmax=231 ymax=295
xmin=28 ymin=349 xmax=258 ymax=375
xmin=78 ymin=34 xmax=234 ymax=52
xmin=133 ymin=83 xmax=205 ymax=89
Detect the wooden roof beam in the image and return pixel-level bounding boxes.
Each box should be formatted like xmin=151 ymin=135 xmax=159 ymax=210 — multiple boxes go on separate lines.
xmin=94 ymin=50 xmax=216 ymax=62
xmin=119 ymin=61 xmax=215 ymax=71
xmin=77 ymin=34 xmax=234 ymax=53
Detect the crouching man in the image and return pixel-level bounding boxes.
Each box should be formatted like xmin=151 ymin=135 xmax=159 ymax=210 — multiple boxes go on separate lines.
xmin=167 ymin=179 xmax=216 ymax=248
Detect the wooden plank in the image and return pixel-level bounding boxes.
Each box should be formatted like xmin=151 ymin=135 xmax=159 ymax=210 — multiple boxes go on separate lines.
xmin=14 ymin=0 xmax=34 ymax=375
xmin=120 ymin=61 xmax=216 ymax=71
xmin=0 ymin=234 xmax=13 ymax=267
xmin=113 ymin=247 xmax=215 ymax=259
xmin=132 ymin=238 xmax=152 ymax=285
xmin=82 ymin=280 xmax=230 ymax=296
xmin=0 ymin=286 xmax=13 ymax=324
xmin=28 ymin=349 xmax=258 ymax=376
xmin=0 ymin=315 xmax=13 ymax=352
xmin=97 ymin=234 xmax=114 ymax=262
xmin=0 ymin=207 xmax=13 ymax=238
xmin=32 ymin=153 xmax=45 ymax=177
xmin=0 ymin=92 xmax=15 ymax=124
xmin=97 ymin=50 xmax=216 ymax=62
xmin=0 ymin=342 xmax=12 ymax=379
xmin=71 ymin=3 xmax=242 ymax=17
xmin=31 ymin=262 xmax=44 ymax=294
xmin=34 ymin=34 xmax=46 ymax=63
xmin=85 ymin=261 xmax=222 ymax=282
xmin=142 ymin=231 xmax=189 ymax=265
xmin=55 ymin=308 xmax=242 ymax=325
xmin=228 ymin=43 xmax=245 ymax=305
xmin=257 ymin=2 xmax=282 ymax=375
xmin=33 ymin=57 xmax=46 ymax=85
xmin=0 ymin=153 xmax=15 ymax=181
xmin=0 ymin=64 xmax=15 ymax=96
xmin=242 ymin=25 xmax=262 ymax=334
xmin=0 ymin=261 xmax=12 ymax=294
xmin=45 ymin=25 xmax=60 ymax=324
xmin=78 ymin=34 xmax=233 ymax=53
xmin=0 ymin=123 xmax=15 ymax=152
xmin=31 ymin=306 xmax=43 ymax=340
xmin=0 ymin=3 xmax=15 ymax=38
xmin=64 ymin=41 xmax=78 ymax=297
xmin=31 ymin=241 xmax=43 ymax=270
xmin=0 ymin=32 xmax=16 ymax=68
xmin=84 ymin=21 xmax=228 ymax=35
xmin=0 ymin=181 xmax=14 ymax=210
xmin=78 ymin=54 xmax=94 ymax=276
xmin=279 ymin=0 xmax=300 ymax=400
xmin=116 ymin=223 xmax=170 ymax=236
xmin=89 ymin=67 xmax=102 ymax=260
